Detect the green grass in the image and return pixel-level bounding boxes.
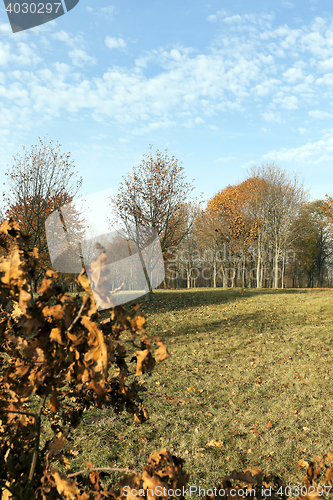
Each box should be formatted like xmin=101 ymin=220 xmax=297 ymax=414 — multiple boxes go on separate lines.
xmin=41 ymin=287 xmax=333 ymax=492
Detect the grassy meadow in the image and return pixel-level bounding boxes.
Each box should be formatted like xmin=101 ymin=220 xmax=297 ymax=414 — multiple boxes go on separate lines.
xmin=42 ymin=287 xmax=333 ymax=492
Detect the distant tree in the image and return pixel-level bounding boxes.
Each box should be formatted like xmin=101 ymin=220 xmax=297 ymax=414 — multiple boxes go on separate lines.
xmin=244 ymin=163 xmax=308 ymax=288
xmin=3 ymin=137 xmax=82 ymax=288
xmin=113 ymin=145 xmax=201 ymax=298
xmin=206 ymin=183 xmax=259 ymax=289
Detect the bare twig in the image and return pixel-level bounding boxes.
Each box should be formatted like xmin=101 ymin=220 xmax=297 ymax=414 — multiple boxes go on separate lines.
xmin=68 ymin=467 xmax=137 ymax=478
xmin=110 ymin=282 xmax=125 ymax=296
xmin=0 ymin=409 xmax=36 ymax=418
xmin=67 ymin=299 xmax=86 ymax=333
xmin=24 ymin=394 xmax=47 ymax=500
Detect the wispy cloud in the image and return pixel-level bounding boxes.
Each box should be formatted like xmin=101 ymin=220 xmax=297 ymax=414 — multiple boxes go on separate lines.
xmin=2 ymin=10 xmax=333 ymax=140
xmin=105 ymin=36 xmax=127 ymax=49
xmin=68 ymin=49 xmax=96 ymax=67
xmin=261 ymin=129 xmax=333 ymax=163
xmin=308 ymin=110 xmax=332 ymax=119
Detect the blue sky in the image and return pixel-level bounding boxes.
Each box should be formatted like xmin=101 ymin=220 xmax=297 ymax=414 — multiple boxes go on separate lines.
xmin=1 ymin=0 xmax=333 ymax=206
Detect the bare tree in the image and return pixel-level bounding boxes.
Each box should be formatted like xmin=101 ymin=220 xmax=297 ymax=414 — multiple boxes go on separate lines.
xmin=244 ymin=163 xmax=308 ymax=288
xmin=113 ymin=145 xmax=202 ymax=298
xmin=3 ymin=136 xmax=82 ymax=287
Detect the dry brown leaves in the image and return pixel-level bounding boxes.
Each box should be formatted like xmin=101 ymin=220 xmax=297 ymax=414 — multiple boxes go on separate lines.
xmin=0 ymin=219 xmax=171 ymax=500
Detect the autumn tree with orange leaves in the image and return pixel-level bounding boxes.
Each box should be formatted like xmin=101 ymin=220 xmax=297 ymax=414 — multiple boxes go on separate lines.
xmin=206 ymin=182 xmax=259 ymax=289
xmin=2 ymin=137 xmax=82 ymax=287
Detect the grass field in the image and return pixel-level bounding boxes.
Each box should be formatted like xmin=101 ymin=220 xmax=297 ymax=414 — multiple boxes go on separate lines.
xmin=42 ymin=287 xmax=333 ymax=493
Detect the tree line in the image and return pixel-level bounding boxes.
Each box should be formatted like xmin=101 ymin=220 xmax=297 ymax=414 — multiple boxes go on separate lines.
xmin=2 ymin=137 xmax=333 ymax=291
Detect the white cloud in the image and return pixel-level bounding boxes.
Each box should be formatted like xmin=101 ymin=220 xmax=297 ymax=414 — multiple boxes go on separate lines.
xmin=261 ymin=111 xmax=285 ymax=123
xmin=183 ymin=116 xmax=205 ymax=127
xmin=318 ymin=58 xmax=333 ymax=71
xmin=100 ymin=6 xmax=116 ymax=20
xmin=68 ymin=49 xmax=96 ymax=67
xmin=275 ymin=94 xmax=299 ymax=109
xmin=0 ymin=23 xmax=12 ymax=34
xmin=207 ymin=14 xmax=217 ymax=23
xmin=224 ymin=15 xmax=243 ymax=24
xmin=308 ymin=110 xmax=332 ymax=119
xmin=310 ymin=17 xmax=327 ymax=32
xmin=105 ymin=36 xmax=127 ymax=49
xmin=262 ymin=130 xmax=333 ymax=163
xmin=283 ymin=67 xmax=303 ymax=82
xmin=299 ymin=127 xmax=306 ymax=134
xmin=3 ymin=12 xmax=333 ymax=136
xmin=0 ymin=42 xmax=12 ymax=66
xmin=253 ymin=78 xmax=281 ymax=96
xmin=207 ymin=9 xmax=228 ymax=22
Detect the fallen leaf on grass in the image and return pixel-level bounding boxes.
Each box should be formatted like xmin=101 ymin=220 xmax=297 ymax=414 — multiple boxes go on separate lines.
xmin=155 ymin=341 xmax=170 ymax=362
xmin=266 ymin=421 xmax=273 ymax=429
xmin=296 ymin=459 xmax=309 ymax=470
xmin=206 ymin=439 xmax=223 ymax=448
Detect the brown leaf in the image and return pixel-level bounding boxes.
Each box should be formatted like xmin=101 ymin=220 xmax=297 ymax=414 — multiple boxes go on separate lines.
xmin=155 ymin=341 xmax=170 ymax=362
xmin=136 ymin=349 xmax=156 ymax=376
xmin=49 ymin=391 xmax=60 ymax=413
xmin=296 ymin=459 xmax=309 ymax=470
xmin=206 ymin=438 xmax=223 ymax=448
xmin=81 ymin=316 xmax=108 ymax=379
xmin=52 ymin=472 xmax=80 ymax=499
xmin=47 ymin=434 xmax=66 ymax=460
xmin=50 ymin=327 xmax=63 ymax=345
xmin=19 ymin=289 xmax=31 ymax=314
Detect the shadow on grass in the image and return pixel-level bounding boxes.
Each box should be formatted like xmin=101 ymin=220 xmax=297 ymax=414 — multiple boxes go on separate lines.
xmin=131 ymin=287 xmax=315 ymax=315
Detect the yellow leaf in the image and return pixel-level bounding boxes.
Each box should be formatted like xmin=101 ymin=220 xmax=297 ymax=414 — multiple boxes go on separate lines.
xmin=296 ymin=458 xmax=309 ymax=470
xmin=206 ymin=439 xmax=223 ymax=448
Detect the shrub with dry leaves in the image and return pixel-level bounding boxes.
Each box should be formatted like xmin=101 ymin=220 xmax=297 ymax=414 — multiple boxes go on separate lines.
xmin=0 ymin=219 xmax=175 ymax=499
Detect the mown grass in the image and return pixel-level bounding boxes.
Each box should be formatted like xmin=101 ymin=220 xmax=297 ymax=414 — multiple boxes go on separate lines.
xmin=41 ymin=287 xmax=333 ymax=494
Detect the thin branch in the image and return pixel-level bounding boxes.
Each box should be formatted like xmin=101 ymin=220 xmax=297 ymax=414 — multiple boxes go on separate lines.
xmin=0 ymin=480 xmax=21 ymax=500
xmin=67 ymin=299 xmax=86 ymax=333
xmin=24 ymin=394 xmax=47 ymax=500
xmin=0 ymin=408 xmax=36 ymax=418
xmin=67 ymin=467 xmax=137 ymax=478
